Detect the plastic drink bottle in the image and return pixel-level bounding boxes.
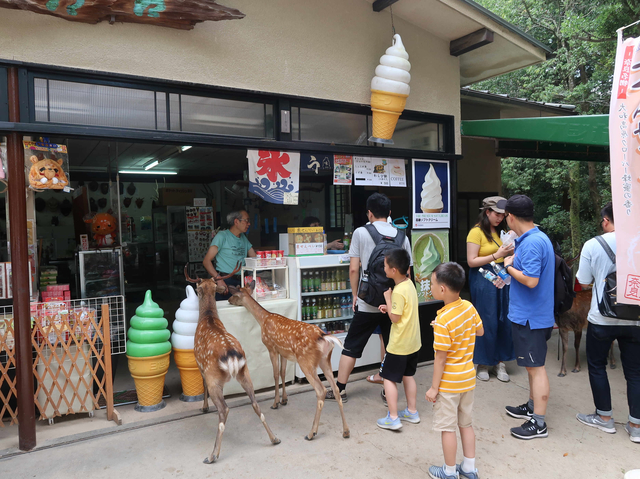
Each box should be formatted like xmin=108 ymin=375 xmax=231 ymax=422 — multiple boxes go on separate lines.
xmin=478 ymin=267 xmax=503 ymax=288
xmin=490 ymin=261 xmax=512 ymax=285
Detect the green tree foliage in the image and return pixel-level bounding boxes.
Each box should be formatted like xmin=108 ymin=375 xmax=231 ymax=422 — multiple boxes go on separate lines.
xmin=474 ymin=0 xmax=636 ymax=257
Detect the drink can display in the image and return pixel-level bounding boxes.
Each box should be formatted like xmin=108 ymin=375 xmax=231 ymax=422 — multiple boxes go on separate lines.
xmin=276 ymin=250 xmax=284 ymax=265
xmin=256 ymin=251 xmax=266 ymax=267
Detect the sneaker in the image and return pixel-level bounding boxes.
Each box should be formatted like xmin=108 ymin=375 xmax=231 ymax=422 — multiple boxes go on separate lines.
xmin=428 ymin=465 xmax=459 ymax=479
xmin=325 ymin=387 xmax=347 ymax=403
xmin=510 ymin=418 xmax=548 ymax=440
xmin=377 ymin=412 xmax=402 ymax=430
xmin=505 ymin=402 xmax=533 ymax=419
xmin=496 ymin=362 xmax=509 ymax=382
xmin=381 ymin=389 xmax=387 ymax=407
xmin=476 ymin=366 xmax=490 ymax=381
xmin=576 ymin=413 xmax=616 ymax=434
xmin=456 ymin=464 xmax=479 ymax=479
xmin=625 ymin=423 xmax=640 ymax=443
xmin=398 ymin=408 xmax=420 ymax=424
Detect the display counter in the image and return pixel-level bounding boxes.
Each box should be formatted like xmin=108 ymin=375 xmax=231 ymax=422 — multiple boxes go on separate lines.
xmin=216 ymin=298 xmax=297 ymax=395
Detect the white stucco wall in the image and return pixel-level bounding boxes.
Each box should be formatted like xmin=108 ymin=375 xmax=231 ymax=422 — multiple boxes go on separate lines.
xmin=0 ymin=0 xmax=462 ymax=153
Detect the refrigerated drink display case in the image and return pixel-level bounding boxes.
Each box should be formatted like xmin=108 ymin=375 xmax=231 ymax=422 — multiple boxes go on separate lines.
xmin=152 ymin=206 xmax=214 ymax=291
xmin=287 ymin=255 xmax=380 ymax=378
xmin=77 ymin=248 xmax=125 ymax=298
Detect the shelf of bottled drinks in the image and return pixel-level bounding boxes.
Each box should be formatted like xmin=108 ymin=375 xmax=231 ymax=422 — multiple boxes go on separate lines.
xmin=299 ymin=266 xmax=353 ymax=334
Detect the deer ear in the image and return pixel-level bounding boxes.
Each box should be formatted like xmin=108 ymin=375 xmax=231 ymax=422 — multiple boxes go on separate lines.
xmin=248 ymin=280 xmax=256 ymax=291
xmin=227 ymin=285 xmax=239 ymax=295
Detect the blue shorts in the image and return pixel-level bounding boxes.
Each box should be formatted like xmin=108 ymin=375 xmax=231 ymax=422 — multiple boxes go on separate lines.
xmin=511 ymin=321 xmax=552 ymax=367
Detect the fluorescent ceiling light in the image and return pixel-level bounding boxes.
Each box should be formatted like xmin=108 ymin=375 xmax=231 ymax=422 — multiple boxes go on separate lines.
xmin=119 ymin=170 xmax=178 ymax=175
xmin=180 ymin=145 xmax=192 ymax=152
xmin=144 ymin=160 xmax=159 ymax=170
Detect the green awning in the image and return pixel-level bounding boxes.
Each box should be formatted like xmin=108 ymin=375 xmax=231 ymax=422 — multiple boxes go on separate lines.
xmin=461 ymin=115 xmax=609 ymax=147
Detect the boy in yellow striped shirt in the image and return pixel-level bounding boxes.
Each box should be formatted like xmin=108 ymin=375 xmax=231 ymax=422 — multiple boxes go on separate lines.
xmin=426 ymin=262 xmax=484 ymax=479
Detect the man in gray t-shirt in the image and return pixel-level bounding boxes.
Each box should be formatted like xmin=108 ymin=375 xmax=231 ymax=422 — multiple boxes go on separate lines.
xmin=326 ymin=193 xmax=412 ymax=404
xmin=575 ymin=203 xmax=640 ymax=443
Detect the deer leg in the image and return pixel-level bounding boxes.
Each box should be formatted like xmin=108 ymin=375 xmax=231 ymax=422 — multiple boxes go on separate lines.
xmin=609 ymin=341 xmax=617 ymax=369
xmin=319 ymin=354 xmax=350 ymax=439
xmin=269 ymin=350 xmax=281 ymax=409
xmin=558 ymin=328 xmax=569 ymax=377
xmin=279 ymin=355 xmax=288 ymax=406
xmin=201 ymin=374 xmax=209 ymax=413
xmin=236 ymin=365 xmax=281 ymax=446
xmin=204 ymin=384 xmax=228 ymax=465
xmin=572 ymin=329 xmax=583 ymax=373
xmin=299 ymin=362 xmax=326 ymax=441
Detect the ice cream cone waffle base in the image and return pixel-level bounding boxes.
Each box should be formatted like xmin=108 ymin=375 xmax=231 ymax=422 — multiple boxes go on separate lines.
xmin=131 ymin=372 xmax=167 ymax=408
xmin=422 ymin=208 xmax=444 ymax=213
xmin=177 ymin=366 xmax=205 ymax=398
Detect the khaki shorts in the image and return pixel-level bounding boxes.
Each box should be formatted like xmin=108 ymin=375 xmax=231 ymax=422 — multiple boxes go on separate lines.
xmin=432 ymin=390 xmax=474 ymax=432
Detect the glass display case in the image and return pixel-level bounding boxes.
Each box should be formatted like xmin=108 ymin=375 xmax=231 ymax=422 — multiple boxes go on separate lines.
xmin=287 ymin=255 xmax=380 ymax=377
xmin=76 ymin=248 xmax=125 ymax=298
xmin=241 ymin=258 xmax=289 ymax=301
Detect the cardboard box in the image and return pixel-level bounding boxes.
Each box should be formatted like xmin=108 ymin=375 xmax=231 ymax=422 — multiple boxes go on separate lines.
xmin=158 ymin=187 xmax=195 ymax=206
xmin=287 ymin=230 xmax=325 ymax=257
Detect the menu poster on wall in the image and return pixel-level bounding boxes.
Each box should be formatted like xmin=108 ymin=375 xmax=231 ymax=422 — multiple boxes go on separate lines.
xmin=333 ymin=155 xmax=353 ymax=185
xmin=412 ymin=229 xmax=449 ymax=304
xmin=353 ymin=156 xmax=389 ymax=186
xmin=412 ymin=159 xmax=450 ymax=229
xmin=388 ymin=158 xmax=407 ymax=187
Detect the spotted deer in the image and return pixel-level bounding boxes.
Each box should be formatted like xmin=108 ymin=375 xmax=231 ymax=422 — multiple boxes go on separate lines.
xmin=185 ymin=264 xmax=280 ymax=464
xmin=228 ymin=282 xmax=350 ymax=441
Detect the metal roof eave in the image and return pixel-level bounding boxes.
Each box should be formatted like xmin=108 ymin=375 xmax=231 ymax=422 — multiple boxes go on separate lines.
xmin=460 ymin=115 xmax=609 ymax=147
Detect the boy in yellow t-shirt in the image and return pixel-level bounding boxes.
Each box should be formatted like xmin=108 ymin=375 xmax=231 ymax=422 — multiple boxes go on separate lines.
xmin=376 ymin=248 xmax=422 ymax=430
xmin=426 ymin=262 xmax=484 ymax=479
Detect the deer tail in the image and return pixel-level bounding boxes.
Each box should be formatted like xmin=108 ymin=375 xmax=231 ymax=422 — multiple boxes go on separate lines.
xmin=318 ymin=334 xmax=349 ymax=357
xmin=218 ymin=350 xmax=246 ymax=378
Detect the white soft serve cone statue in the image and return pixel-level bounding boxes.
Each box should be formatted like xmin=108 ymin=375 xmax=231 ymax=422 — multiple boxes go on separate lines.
xmin=369 ymin=34 xmax=411 ymax=144
xmin=171 ymin=285 xmax=205 ymax=401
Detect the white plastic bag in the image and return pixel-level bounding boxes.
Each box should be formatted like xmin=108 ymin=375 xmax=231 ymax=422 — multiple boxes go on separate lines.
xmin=500 ymin=230 xmax=518 ymax=248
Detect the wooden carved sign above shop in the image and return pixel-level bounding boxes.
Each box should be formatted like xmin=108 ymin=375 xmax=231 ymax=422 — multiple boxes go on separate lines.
xmin=0 ymin=0 xmax=244 ymax=30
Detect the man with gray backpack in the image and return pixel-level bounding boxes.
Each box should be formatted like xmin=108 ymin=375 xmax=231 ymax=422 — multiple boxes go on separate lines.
xmin=326 ymin=193 xmax=412 ymax=403
xmin=575 ymin=202 xmax=640 ymax=443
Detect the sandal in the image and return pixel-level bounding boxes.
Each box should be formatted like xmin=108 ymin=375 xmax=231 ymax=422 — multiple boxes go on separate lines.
xmin=366 ymin=374 xmax=384 ymax=385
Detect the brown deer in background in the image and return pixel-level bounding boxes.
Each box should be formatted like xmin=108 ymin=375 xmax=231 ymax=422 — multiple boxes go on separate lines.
xmin=557 ymin=289 xmax=592 ymax=377
xmin=228 ymin=282 xmax=350 ymax=441
xmin=185 ymin=265 xmax=280 ymax=464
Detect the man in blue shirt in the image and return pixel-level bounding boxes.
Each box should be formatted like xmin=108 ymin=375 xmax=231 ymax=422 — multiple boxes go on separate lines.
xmin=500 ymin=195 xmax=555 ymax=440
xmin=203 ymin=210 xmax=256 ymax=301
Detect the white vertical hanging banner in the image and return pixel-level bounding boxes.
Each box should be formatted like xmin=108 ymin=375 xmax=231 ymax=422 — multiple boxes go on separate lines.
xmin=609 ymin=30 xmax=640 ymax=307
xmin=247 ymin=149 xmax=300 ymax=205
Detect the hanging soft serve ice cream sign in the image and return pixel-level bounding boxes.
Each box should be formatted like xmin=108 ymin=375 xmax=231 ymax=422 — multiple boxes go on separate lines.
xmin=412 ymin=159 xmax=450 ymax=229
xmin=369 ymin=34 xmax=411 ymax=144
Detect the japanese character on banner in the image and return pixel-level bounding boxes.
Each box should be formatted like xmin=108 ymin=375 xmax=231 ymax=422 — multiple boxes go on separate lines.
xmin=247 ymin=149 xmax=300 ymax=205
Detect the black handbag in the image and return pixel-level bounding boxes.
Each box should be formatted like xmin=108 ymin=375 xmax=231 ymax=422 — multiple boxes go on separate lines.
xmin=595 ymin=236 xmax=640 ymax=320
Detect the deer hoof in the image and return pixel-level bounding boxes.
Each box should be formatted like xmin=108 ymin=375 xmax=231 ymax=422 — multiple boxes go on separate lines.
xmin=304 ymin=433 xmax=317 ymax=441
xmin=202 ymin=407 xmax=210 ymax=413
xmin=343 ymin=430 xmax=350 ymax=439
xmin=557 ymin=372 xmax=566 ymax=377
xmin=203 ymin=455 xmax=217 ymax=464
xmin=272 ymin=437 xmax=281 ymax=445
xmin=270 ymin=404 xmax=279 ymax=410
xmin=610 ymin=363 xmax=617 ymax=369
xmin=280 ymin=399 xmax=288 ymax=406
xmin=572 ymin=368 xmax=580 ymax=373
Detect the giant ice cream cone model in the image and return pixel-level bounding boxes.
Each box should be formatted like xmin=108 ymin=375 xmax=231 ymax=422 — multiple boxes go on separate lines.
xmin=420 ymin=164 xmax=444 ymax=213
xmin=369 ymin=34 xmax=411 ymax=144
xmin=171 ymin=286 xmax=204 ymax=402
xmin=126 ymin=290 xmax=171 ymax=412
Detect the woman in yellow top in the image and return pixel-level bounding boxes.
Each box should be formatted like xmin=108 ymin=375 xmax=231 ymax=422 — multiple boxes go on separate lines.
xmin=466 ymin=196 xmax=515 ymax=382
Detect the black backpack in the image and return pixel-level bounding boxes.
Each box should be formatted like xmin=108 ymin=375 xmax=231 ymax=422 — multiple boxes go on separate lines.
xmin=554 ymin=253 xmax=575 ymax=317
xmin=595 ymin=236 xmax=640 ymax=320
xmin=356 ymin=224 xmax=406 ymax=307
xmin=538 ymin=228 xmax=575 ymax=317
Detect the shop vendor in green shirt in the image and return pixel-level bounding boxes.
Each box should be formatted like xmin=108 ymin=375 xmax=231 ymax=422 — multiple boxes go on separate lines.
xmin=203 ymin=210 xmax=256 ymax=301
